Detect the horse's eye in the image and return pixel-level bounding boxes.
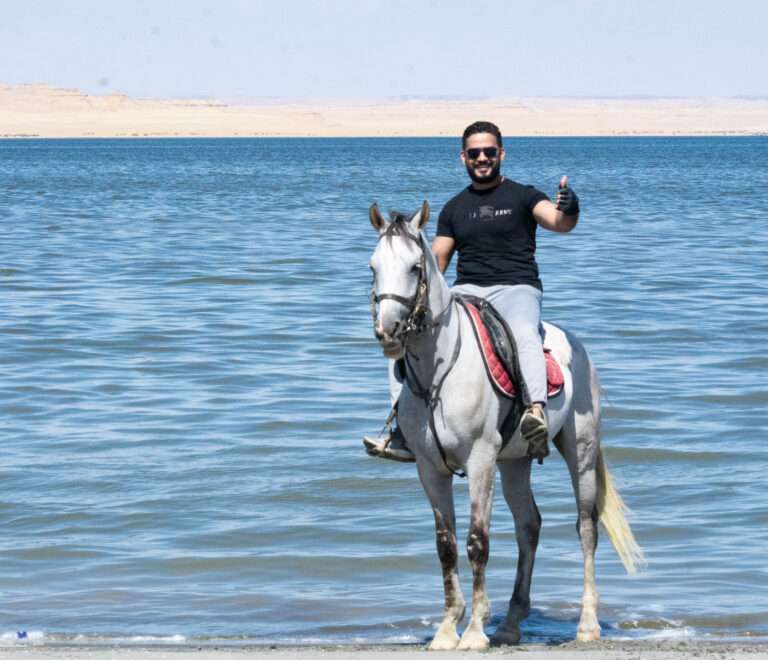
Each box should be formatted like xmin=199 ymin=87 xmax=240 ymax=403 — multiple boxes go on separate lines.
xmin=411 ymin=264 xmax=422 ymax=274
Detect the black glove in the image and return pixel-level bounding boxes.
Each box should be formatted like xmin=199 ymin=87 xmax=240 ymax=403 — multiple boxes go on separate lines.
xmin=556 ymin=185 xmax=580 ymax=215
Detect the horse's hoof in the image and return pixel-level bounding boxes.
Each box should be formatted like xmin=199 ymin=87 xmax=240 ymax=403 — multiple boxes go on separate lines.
xmin=428 ymin=632 xmax=460 ymax=651
xmin=490 ymin=624 xmax=521 ymax=646
xmin=457 ymin=628 xmax=490 ymax=651
xmin=576 ymin=627 xmax=601 ymax=642
xmin=576 ymin=610 xmax=601 ymax=642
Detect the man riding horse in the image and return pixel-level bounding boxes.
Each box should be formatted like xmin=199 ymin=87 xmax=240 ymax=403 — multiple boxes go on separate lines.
xmin=364 ymin=120 xmax=581 ymax=462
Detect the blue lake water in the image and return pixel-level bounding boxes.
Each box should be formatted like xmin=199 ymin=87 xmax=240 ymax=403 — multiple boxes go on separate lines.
xmin=0 ymin=136 xmax=766 ymax=647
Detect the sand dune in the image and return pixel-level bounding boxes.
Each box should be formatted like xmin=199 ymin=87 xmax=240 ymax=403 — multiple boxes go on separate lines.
xmin=1 ymin=84 xmax=767 ymax=138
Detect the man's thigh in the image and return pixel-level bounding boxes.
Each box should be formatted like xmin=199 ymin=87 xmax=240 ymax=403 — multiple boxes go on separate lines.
xmin=453 ymin=283 xmax=542 ymax=329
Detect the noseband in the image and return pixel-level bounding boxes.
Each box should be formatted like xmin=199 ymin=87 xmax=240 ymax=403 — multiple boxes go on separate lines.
xmin=369 ymin=228 xmax=431 ymax=342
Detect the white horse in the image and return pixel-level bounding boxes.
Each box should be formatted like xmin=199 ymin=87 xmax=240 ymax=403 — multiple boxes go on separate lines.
xmin=368 ymin=202 xmax=644 ymax=650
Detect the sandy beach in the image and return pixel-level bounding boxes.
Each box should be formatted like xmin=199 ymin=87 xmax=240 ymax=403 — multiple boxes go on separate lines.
xmin=1 ymin=643 xmax=767 ymax=660
xmin=2 ymin=84 xmax=767 ymax=138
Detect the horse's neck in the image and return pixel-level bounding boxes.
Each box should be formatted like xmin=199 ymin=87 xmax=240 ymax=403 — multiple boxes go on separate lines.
xmin=406 ymin=302 xmax=459 ymax=386
xmin=423 ymin=233 xmax=453 ymax=322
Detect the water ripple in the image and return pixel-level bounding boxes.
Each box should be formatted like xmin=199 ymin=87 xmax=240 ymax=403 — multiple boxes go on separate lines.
xmin=0 ymin=137 xmax=766 ymax=644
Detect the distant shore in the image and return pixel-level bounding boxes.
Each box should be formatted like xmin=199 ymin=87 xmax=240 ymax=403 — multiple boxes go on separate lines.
xmin=2 ymin=84 xmax=768 ymax=138
xmin=1 ymin=642 xmax=767 ymax=660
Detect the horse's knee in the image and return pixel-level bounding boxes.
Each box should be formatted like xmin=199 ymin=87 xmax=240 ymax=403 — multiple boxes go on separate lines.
xmin=436 ymin=529 xmax=458 ymax=568
xmin=467 ymin=526 xmax=489 ymax=565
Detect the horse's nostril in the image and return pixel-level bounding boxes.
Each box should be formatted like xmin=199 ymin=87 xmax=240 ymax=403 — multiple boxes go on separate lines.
xmin=374 ymin=323 xmax=384 ymax=340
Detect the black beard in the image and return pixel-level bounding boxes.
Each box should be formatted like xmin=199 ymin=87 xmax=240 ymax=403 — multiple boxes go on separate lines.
xmin=465 ymin=160 xmax=501 ymax=184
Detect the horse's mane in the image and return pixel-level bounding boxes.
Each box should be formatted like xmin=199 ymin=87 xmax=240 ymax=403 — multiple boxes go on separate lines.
xmin=388 ymin=210 xmax=412 ymax=224
xmin=382 ymin=211 xmax=420 ymax=245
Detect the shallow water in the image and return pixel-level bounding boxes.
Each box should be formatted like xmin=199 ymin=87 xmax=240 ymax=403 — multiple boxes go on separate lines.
xmin=1 ymin=137 xmax=766 ymax=646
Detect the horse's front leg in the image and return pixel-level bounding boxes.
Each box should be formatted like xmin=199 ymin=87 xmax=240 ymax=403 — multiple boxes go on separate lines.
xmin=457 ymin=451 xmax=496 ymax=651
xmin=416 ymin=462 xmax=465 ymax=651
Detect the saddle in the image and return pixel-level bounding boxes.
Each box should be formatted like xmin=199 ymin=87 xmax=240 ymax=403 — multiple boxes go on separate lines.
xmin=460 ymin=299 xmax=564 ymax=400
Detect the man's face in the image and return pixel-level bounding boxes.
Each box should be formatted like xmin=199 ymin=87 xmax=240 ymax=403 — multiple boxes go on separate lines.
xmin=461 ymin=132 xmax=505 ymax=184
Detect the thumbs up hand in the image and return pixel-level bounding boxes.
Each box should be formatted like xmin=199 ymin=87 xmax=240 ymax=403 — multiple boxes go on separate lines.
xmin=555 ymin=175 xmax=580 ymax=215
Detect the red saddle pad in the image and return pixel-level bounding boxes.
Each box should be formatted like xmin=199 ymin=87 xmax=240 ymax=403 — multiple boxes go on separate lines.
xmin=465 ymin=303 xmax=564 ymax=399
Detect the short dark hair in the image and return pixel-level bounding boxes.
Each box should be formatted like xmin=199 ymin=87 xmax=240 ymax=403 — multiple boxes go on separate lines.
xmin=462 ymin=121 xmax=503 ymax=149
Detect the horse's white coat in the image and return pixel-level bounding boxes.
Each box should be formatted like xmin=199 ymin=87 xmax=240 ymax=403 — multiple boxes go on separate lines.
xmin=369 ymin=203 xmax=643 ymax=650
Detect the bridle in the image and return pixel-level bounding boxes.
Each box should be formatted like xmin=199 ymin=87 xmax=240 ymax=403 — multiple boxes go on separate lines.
xmin=369 ymin=227 xmax=432 ymax=343
xmin=369 ymin=222 xmax=466 ymax=477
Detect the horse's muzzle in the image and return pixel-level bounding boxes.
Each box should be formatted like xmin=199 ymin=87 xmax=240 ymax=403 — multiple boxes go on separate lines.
xmin=375 ymin=326 xmax=404 ymax=358
xmin=381 ymin=343 xmax=404 ymax=359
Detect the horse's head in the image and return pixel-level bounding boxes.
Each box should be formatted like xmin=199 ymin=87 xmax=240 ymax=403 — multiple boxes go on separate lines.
xmin=369 ymin=201 xmax=431 ymax=358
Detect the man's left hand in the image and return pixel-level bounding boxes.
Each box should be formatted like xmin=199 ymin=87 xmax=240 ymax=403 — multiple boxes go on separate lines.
xmin=555 ymin=175 xmax=580 ymax=215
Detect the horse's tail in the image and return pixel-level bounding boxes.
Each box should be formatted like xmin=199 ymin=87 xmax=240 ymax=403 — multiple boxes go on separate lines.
xmin=596 ymin=449 xmax=645 ymax=575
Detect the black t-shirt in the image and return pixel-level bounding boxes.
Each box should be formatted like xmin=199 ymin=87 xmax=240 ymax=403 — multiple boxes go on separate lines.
xmin=436 ymin=178 xmax=548 ymax=290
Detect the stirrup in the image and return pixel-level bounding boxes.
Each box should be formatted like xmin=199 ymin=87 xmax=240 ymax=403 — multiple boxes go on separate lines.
xmin=363 ymin=427 xmax=415 ymax=463
xmin=521 ymin=406 xmax=549 ymax=464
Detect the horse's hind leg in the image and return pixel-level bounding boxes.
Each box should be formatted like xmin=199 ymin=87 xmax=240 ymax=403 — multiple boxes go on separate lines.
xmin=561 ymin=375 xmax=602 ymax=641
xmin=416 ymin=462 xmax=465 ymax=651
xmin=456 ymin=453 xmax=496 ymax=651
xmin=491 ymin=458 xmax=540 ymax=646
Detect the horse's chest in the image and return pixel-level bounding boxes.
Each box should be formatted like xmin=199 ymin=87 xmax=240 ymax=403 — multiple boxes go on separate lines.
xmin=399 ymin=384 xmax=499 ymax=451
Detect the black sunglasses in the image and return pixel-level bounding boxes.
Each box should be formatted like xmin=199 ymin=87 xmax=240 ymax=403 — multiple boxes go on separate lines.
xmin=465 ymin=147 xmax=499 ymax=160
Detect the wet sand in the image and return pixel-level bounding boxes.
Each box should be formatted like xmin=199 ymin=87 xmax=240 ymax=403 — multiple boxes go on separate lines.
xmin=1 ymin=643 xmax=767 ymax=660
xmin=2 ymin=84 xmax=768 ymax=138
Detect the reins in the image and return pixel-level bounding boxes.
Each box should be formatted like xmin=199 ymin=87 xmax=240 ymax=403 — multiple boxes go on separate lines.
xmin=402 ymin=309 xmax=466 ymax=478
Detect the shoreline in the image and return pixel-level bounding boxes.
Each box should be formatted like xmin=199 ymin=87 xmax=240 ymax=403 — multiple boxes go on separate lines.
xmin=2 ymin=84 xmax=768 ymax=138
xmin=1 ymin=642 xmax=768 ymax=659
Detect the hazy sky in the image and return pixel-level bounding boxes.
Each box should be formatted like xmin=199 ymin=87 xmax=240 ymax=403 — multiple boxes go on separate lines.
xmin=2 ymin=0 xmax=766 ymax=101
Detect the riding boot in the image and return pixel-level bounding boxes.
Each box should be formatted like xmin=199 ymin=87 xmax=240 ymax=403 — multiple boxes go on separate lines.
xmin=521 ymin=403 xmax=549 ymax=464
xmin=363 ymin=426 xmax=415 ymax=462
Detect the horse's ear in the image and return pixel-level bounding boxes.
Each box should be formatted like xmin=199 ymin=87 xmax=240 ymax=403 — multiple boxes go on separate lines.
xmin=418 ymin=200 xmax=430 ymax=229
xmin=369 ymin=203 xmax=388 ymax=233
xmin=409 ymin=200 xmax=430 ymax=232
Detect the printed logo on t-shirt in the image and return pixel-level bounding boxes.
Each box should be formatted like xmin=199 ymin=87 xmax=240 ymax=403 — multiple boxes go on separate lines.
xmin=470 ymin=205 xmax=513 ymax=221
